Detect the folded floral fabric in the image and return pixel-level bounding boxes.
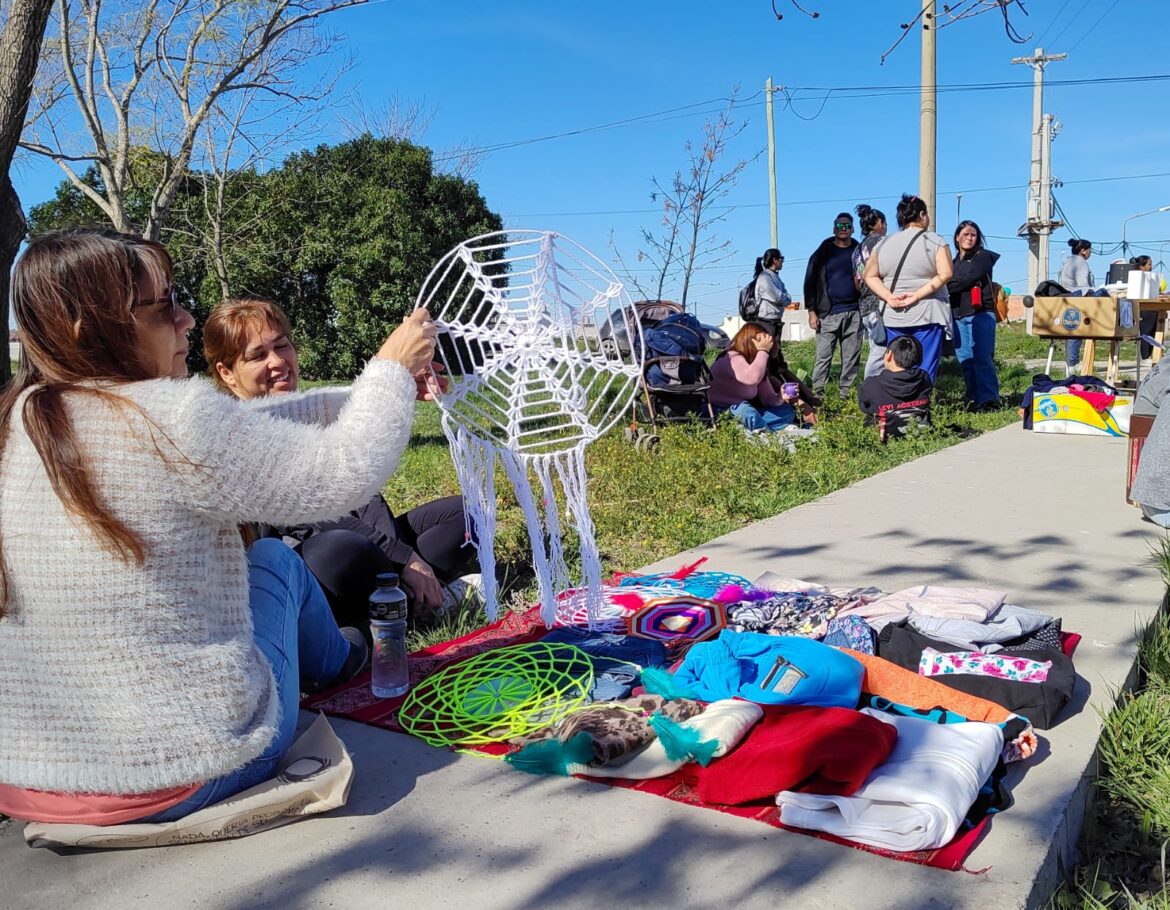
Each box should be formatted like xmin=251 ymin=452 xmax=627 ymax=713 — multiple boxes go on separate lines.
xmin=843 ymin=648 xmax=1037 ymax=762
xmin=776 ymin=709 xmax=1003 ymax=852
xmin=691 ymin=703 xmax=898 ymax=805
xmin=726 ymin=593 xmax=848 ymax=638
xmin=822 ymin=616 xmax=877 ymax=654
xmin=509 ymin=694 xmax=703 ymax=766
xmin=919 ymin=648 xmax=1052 ymax=683
xmin=876 ymin=624 xmax=1075 ymax=729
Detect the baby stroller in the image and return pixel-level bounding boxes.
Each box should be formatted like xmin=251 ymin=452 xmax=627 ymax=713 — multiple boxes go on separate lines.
xmin=623 ymin=301 xmax=717 ymax=450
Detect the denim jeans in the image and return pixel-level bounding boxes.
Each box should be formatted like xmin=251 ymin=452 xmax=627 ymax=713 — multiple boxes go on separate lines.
xmin=143 ymin=539 xmax=351 ymax=822
xmin=953 ymin=311 xmax=1000 ymax=406
xmin=1143 ymin=505 xmax=1170 ymax=529
xmin=1066 ymin=338 xmax=1082 ymax=370
xmin=726 ymin=401 xmax=797 ymax=432
xmin=884 ymin=323 xmax=945 ymax=381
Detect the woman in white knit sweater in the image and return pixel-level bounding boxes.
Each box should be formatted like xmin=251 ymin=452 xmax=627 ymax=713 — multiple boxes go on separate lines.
xmin=0 ymin=229 xmax=436 ymax=825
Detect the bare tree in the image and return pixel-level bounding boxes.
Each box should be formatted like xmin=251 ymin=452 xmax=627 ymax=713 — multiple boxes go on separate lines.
xmin=340 ymin=94 xmax=488 ymax=179
xmin=0 ymin=0 xmax=54 ymax=386
xmin=179 ymin=54 xmax=349 ymax=298
xmin=615 ymin=96 xmax=759 ymax=310
xmin=21 ymin=0 xmax=366 ymax=240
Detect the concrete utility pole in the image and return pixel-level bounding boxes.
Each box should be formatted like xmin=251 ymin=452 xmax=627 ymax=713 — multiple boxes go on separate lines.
xmin=1038 ymin=113 xmax=1057 ymax=289
xmin=1012 ymin=47 xmax=1066 ymax=293
xmin=766 ymin=77 xmax=778 ymax=249
xmin=919 ymin=0 xmax=937 ymax=220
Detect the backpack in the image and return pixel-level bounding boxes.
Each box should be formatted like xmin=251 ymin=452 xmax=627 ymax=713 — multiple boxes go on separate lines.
xmin=738 ymin=279 xmax=760 ymax=321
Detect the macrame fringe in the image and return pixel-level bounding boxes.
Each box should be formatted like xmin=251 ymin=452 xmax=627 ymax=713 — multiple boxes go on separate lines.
xmin=444 ymin=421 xmax=500 ymax=616
xmin=445 ymin=422 xmax=604 ymax=627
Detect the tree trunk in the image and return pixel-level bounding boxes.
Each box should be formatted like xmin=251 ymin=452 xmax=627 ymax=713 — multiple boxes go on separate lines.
xmin=0 ymin=177 xmax=24 ymax=383
xmin=0 ymin=0 xmax=55 ymax=386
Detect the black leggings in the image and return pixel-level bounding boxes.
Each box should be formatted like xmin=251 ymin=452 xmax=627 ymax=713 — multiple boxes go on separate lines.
xmin=296 ymin=496 xmax=476 ymax=627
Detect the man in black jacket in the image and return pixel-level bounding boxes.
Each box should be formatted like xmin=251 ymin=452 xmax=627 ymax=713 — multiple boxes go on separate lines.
xmin=804 ymin=212 xmax=862 ymax=398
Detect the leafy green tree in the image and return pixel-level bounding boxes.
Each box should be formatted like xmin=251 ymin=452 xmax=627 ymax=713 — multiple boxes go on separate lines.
xmin=28 ymin=152 xmax=211 ymax=357
xmin=30 ymin=135 xmax=502 ymax=380
xmin=225 ymin=135 xmax=502 ymax=379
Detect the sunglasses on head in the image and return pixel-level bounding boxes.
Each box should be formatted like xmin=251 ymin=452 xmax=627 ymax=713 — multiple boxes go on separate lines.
xmin=834 ymin=222 xmax=853 ymax=230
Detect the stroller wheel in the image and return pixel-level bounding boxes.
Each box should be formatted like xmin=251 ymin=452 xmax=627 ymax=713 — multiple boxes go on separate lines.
xmin=635 ymin=432 xmax=661 ymax=453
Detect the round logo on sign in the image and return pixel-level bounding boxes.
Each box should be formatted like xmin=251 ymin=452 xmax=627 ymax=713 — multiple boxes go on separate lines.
xmin=1038 ymin=396 xmax=1059 ymax=418
xmin=1060 ymin=307 xmax=1082 ymax=331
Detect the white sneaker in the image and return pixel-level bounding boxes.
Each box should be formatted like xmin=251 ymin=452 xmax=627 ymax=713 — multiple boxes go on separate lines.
xmin=439 ymin=573 xmax=484 ymax=616
xmin=782 ymin=425 xmax=819 ymax=442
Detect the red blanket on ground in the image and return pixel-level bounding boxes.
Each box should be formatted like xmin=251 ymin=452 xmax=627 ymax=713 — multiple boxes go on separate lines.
xmin=302 ymin=609 xmax=1078 ymax=872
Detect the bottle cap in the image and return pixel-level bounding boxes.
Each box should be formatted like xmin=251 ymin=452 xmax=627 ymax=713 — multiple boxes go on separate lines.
xmin=370 ymin=572 xmax=407 ymax=622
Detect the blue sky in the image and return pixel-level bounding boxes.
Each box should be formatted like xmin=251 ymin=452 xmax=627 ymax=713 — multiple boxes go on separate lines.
xmin=14 ymin=0 xmax=1170 ymax=325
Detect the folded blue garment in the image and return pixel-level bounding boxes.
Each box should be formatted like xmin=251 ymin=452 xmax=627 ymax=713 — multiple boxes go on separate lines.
xmin=541 ymin=627 xmax=667 ymax=671
xmin=542 ymin=627 xmax=668 ymax=702
xmin=672 ymin=630 xmax=863 ymax=707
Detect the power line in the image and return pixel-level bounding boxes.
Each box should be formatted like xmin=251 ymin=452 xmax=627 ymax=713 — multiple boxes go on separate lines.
xmin=505 ymin=170 xmax=1170 ymax=219
xmin=1034 ymin=0 xmax=1078 ymax=46
xmin=430 ymin=92 xmax=759 ymax=163
xmin=1067 ymin=0 xmax=1126 ymax=53
xmin=1048 ymin=0 xmax=1096 ymax=47
xmin=430 ymin=73 xmax=1170 ymax=163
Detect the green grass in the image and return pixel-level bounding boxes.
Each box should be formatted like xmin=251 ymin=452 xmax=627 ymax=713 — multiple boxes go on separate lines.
xmin=394 ymin=334 xmax=1034 ymax=648
xmin=1049 ymin=543 xmax=1170 ymax=908
xmin=995 ymin=320 xmax=1145 ymax=368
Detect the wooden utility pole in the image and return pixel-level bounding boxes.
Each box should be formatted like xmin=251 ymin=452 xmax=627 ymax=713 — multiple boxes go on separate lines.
xmin=919 ymin=0 xmax=937 ymax=221
xmin=766 ymin=77 xmax=778 ymax=249
xmin=1011 ymin=47 xmax=1067 ymax=294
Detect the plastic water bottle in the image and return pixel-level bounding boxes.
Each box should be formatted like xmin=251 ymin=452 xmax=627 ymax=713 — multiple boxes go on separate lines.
xmin=369 ymin=572 xmax=410 ymax=698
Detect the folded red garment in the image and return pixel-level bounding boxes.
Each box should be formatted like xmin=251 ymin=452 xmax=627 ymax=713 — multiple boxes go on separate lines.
xmin=690 ymin=703 xmax=897 ymax=806
xmin=1068 ymin=389 xmax=1115 ymax=412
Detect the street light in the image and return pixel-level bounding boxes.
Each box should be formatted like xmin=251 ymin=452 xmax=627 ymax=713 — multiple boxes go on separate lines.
xmin=1122 ymin=205 xmax=1170 ymax=257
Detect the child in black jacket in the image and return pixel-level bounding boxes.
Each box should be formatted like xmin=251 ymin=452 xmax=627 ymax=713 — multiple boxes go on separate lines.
xmin=858 ymin=335 xmax=934 ymax=441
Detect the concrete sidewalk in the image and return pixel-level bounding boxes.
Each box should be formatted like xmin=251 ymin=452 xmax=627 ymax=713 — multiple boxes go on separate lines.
xmin=3 ymin=426 xmax=1164 ymax=910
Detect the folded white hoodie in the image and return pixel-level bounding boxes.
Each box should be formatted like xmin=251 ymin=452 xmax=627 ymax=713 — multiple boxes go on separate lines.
xmin=776 ymin=708 xmax=1003 ymax=852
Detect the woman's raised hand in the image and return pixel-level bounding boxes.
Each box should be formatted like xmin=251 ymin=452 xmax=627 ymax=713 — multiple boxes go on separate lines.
xmin=376 ymin=308 xmax=439 ymax=375
xmin=754 ymin=331 xmax=774 ymax=353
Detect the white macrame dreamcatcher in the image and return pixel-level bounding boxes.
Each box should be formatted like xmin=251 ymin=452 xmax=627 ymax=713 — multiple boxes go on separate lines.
xmin=416 ymin=230 xmax=644 ymax=626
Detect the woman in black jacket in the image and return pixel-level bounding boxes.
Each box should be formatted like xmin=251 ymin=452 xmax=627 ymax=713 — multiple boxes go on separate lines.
xmin=947 ymin=220 xmax=1000 ymax=410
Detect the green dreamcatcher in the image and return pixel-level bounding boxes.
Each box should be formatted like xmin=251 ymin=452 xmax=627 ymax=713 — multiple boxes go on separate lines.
xmin=398 ymin=643 xmax=593 ymax=747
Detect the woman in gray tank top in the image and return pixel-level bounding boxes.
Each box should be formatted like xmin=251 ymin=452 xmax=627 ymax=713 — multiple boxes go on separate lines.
xmin=863 ymin=193 xmax=954 ymax=380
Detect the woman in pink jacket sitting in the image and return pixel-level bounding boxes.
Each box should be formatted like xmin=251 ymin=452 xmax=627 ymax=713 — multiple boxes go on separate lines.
xmin=709 ymin=323 xmax=813 ymax=433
